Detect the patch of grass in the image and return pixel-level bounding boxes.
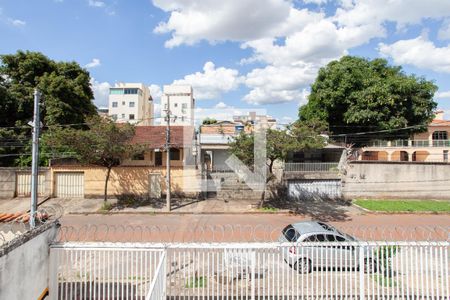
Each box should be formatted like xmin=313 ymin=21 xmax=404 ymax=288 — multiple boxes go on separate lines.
xmin=354 ymin=199 xmax=450 ymax=213
xmin=259 ymin=206 xmax=279 ymax=212
xmin=99 ymin=201 xmax=113 ymax=211
xmin=185 ymin=276 xmax=206 ymax=288
xmin=371 ymin=274 xmax=398 ymax=287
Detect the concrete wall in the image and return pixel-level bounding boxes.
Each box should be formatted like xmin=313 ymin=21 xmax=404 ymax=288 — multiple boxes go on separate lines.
xmin=0 ymin=222 xmax=58 ymax=299
xmin=343 ymin=161 xmax=450 ymax=199
xmin=0 ymin=168 xmax=51 ymax=199
xmin=51 ymin=166 xmax=201 ymax=197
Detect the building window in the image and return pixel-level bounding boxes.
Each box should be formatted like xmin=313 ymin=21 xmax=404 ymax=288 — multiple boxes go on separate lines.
xmin=111 ymin=114 xmax=117 ymax=121
xmin=182 ymin=103 xmax=187 ymax=109
xmin=124 ymin=88 xmax=139 ymax=94
xmin=112 ymin=102 xmax=118 ymax=108
xmin=170 ymin=148 xmax=181 ymax=160
xmin=444 ymin=150 xmax=449 ymax=162
xmin=132 ymin=151 xmax=145 ymax=160
xmin=121 ymin=114 xmax=125 ymax=119
xmin=174 ymin=103 xmax=178 ymax=107
xmin=122 ymin=101 xmax=125 ymax=106
xmin=129 ymin=102 xmax=135 ymax=108
xmin=432 ymin=131 xmax=448 ymax=140
xmin=129 ymin=114 xmax=135 ymax=120
xmin=110 ymin=88 xmax=124 ymax=95
xmin=181 ymin=116 xmax=185 ymax=122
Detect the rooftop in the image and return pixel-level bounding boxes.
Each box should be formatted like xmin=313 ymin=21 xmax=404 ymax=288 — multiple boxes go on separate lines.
xmin=132 ymin=125 xmax=195 ymax=149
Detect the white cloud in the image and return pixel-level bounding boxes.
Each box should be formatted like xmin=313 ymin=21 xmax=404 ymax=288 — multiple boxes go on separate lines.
xmin=435 ymin=91 xmax=450 ymax=99
xmin=379 ymin=36 xmax=450 ymax=73
xmin=88 ymin=0 xmax=105 ymax=7
xmin=438 ymin=19 xmax=450 ymax=40
xmin=335 ymin=0 xmax=450 ymax=29
xmin=90 ymin=78 xmax=111 ymax=107
xmin=214 ymin=101 xmax=234 ymax=109
xmin=149 ymin=84 xmax=162 ymax=100
xmin=303 ymin=0 xmax=328 ymax=4
xmin=8 ymin=18 xmax=26 ymax=27
xmin=84 ymin=58 xmax=101 ymax=69
xmin=173 ymin=61 xmax=243 ymax=100
xmin=153 ymin=0 xmax=292 ymax=48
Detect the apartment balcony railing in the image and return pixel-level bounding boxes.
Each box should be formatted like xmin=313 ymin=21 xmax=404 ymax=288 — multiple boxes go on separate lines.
xmin=284 ymin=162 xmax=339 ymax=172
xmin=367 ymin=139 xmax=450 ymax=147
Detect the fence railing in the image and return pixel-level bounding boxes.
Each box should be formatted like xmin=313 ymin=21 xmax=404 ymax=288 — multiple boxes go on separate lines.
xmin=50 ymin=241 xmax=450 ymax=299
xmin=284 ymin=162 xmax=339 ymax=173
xmin=49 ymin=244 xmax=166 ymax=300
xmin=367 ymin=139 xmax=450 ymax=148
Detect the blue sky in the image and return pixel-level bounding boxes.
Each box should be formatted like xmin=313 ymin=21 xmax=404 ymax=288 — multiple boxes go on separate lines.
xmin=1 ymin=0 xmax=450 ymax=124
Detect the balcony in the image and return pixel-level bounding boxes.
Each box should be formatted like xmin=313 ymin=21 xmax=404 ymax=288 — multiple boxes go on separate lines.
xmin=366 ymin=139 xmax=450 ymax=148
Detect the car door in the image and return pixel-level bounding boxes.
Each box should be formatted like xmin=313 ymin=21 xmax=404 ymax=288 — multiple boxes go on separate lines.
xmin=326 ymin=234 xmax=355 ymax=270
xmin=302 ymin=234 xmax=328 ymax=268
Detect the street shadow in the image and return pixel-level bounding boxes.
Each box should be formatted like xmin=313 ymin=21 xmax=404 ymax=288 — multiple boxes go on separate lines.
xmin=264 ymin=183 xmax=352 ymax=221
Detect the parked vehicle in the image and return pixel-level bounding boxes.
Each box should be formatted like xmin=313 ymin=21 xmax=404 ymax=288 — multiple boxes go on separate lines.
xmin=279 ymin=221 xmax=378 ymax=274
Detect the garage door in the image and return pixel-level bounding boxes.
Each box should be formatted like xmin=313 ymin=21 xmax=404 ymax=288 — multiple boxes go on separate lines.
xmin=16 ymin=173 xmax=46 ymax=196
xmin=288 ymin=180 xmax=341 ymax=199
xmin=55 ymin=172 xmax=84 ymax=198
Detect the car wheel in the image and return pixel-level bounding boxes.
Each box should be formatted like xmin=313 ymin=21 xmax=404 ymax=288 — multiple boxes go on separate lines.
xmin=363 ymin=258 xmax=377 ymax=274
xmin=294 ymin=258 xmax=312 ymax=274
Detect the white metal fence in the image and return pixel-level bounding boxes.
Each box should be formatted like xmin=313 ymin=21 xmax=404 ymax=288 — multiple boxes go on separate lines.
xmin=284 ymin=163 xmax=339 ymax=172
xmin=50 ymin=241 xmax=449 ymax=299
xmin=49 ymin=243 xmax=165 ymax=300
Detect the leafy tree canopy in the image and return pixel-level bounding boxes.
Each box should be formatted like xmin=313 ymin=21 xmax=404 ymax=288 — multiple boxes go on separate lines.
xmin=229 ymin=124 xmax=326 ymax=175
xmin=0 ymin=50 xmax=97 ymax=166
xmin=299 ymin=56 xmax=437 ymax=143
xmin=202 ymin=118 xmax=217 ymax=125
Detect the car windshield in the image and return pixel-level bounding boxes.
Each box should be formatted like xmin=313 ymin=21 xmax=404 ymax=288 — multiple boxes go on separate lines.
xmin=282 ymin=225 xmax=300 ymax=242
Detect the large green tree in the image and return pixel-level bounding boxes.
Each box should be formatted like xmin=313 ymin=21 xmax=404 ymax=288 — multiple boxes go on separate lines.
xmin=299 ymin=56 xmax=437 ymax=142
xmin=229 ymin=125 xmax=326 ymax=175
xmin=45 ymin=117 xmax=140 ymax=202
xmin=0 ymin=50 xmax=97 ymax=166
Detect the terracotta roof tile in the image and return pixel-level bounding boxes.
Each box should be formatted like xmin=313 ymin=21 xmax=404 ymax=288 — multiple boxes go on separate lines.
xmin=430 ymin=119 xmax=450 ymax=126
xmin=131 ymin=126 xmax=195 ymax=149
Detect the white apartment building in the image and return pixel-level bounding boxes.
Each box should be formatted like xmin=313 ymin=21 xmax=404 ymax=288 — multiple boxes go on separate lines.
xmin=108 ymin=83 xmax=153 ymax=126
xmin=161 ymin=85 xmax=195 ymax=126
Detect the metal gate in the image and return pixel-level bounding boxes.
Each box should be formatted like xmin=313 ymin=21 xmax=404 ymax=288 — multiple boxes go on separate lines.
xmin=55 ymin=172 xmax=84 ymax=198
xmin=49 ymin=244 xmax=166 ymax=300
xmin=16 ymin=173 xmax=46 ymax=196
xmin=288 ymin=179 xmax=342 ymax=199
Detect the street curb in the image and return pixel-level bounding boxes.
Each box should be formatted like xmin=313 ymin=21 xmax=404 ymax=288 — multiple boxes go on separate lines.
xmin=68 ymin=210 xmax=297 ymax=216
xmin=351 ymin=203 xmax=450 ymax=215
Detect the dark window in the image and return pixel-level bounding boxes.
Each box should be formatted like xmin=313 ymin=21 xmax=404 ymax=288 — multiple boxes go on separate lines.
xmin=304 ymin=234 xmax=326 ymax=242
xmin=129 ymin=102 xmax=135 ymax=107
xmin=129 ymin=114 xmax=135 ymax=120
xmin=432 ymin=131 xmax=448 ymax=140
xmin=282 ymin=225 xmax=299 ymax=242
xmin=132 ymin=152 xmax=145 ymax=160
xmin=170 ymin=148 xmax=181 ymax=160
xmin=444 ymin=150 xmax=449 ymax=162
xmin=124 ymin=88 xmax=139 ymax=94
xmin=112 ymin=102 xmax=118 ymax=107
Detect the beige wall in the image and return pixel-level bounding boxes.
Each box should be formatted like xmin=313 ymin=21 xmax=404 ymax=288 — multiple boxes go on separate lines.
xmin=51 ymin=165 xmax=200 ymax=198
xmin=343 ymin=161 xmax=450 ymax=199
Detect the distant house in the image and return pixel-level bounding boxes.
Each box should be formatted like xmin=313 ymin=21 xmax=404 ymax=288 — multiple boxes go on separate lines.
xmin=199 ymin=121 xmax=241 ymax=172
xmin=50 ymin=126 xmax=199 ymax=199
xmin=360 ymin=111 xmax=450 ymax=162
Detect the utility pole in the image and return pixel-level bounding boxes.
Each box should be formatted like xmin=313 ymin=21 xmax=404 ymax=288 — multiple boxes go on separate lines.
xmin=30 ymin=89 xmax=41 ymax=228
xmin=164 ymin=94 xmax=171 ymax=211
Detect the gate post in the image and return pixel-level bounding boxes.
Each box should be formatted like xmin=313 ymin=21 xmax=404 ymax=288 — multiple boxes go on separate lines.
xmin=359 ymin=245 xmax=365 ymax=300
xmin=48 ymin=247 xmax=58 ymax=300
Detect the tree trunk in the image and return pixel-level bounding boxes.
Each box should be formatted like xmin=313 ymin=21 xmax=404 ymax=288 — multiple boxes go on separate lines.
xmin=104 ymin=167 xmax=112 ymax=202
xmin=268 ymin=159 xmax=274 ymax=175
